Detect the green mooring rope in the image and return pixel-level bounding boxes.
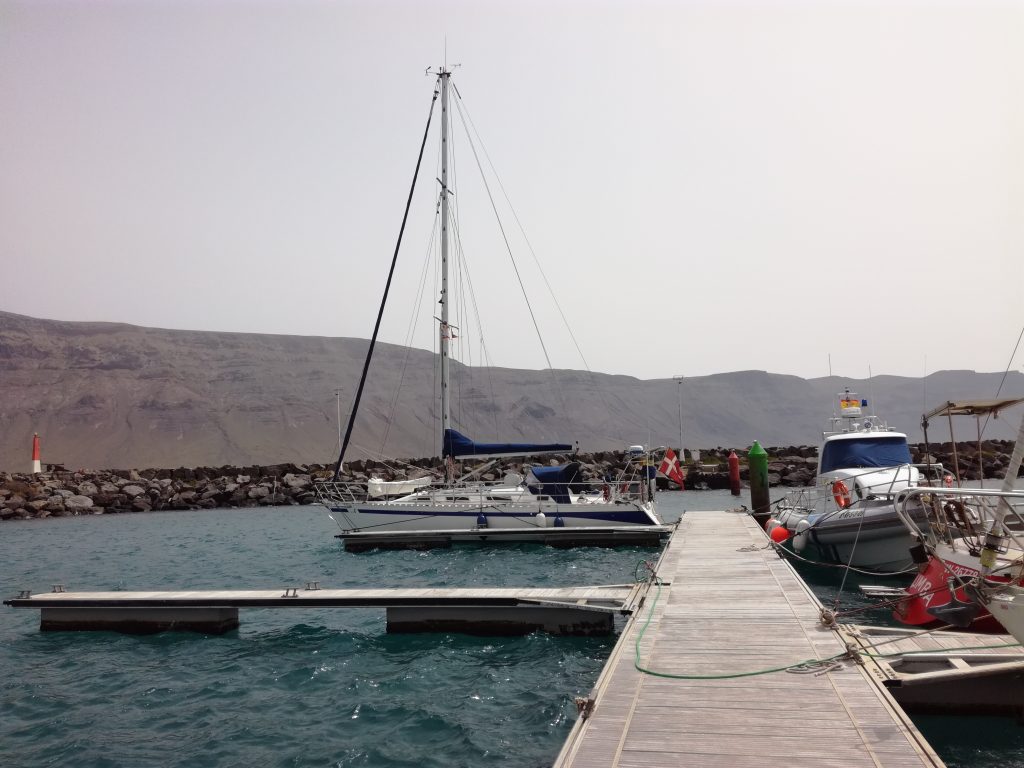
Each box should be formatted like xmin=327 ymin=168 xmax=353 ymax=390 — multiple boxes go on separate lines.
xmin=628 ymin=562 xmax=1021 ymax=680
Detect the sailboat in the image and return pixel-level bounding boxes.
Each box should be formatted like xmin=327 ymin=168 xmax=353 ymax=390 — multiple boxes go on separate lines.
xmin=313 ymin=68 xmax=662 ymax=535
xmin=890 ymin=399 xmax=1024 ymax=630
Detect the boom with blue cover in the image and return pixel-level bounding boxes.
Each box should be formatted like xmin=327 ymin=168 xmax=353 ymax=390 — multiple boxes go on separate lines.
xmin=443 ymin=429 xmax=573 ymax=459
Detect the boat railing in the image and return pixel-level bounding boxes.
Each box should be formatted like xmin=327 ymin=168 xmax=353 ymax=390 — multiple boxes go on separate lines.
xmin=779 ymin=485 xmax=834 ymax=514
xmin=894 ymin=486 xmax=1024 ymax=555
xmin=311 ymin=477 xmax=650 ymax=506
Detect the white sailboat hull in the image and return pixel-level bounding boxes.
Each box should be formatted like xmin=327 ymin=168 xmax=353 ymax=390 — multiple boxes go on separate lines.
xmin=989 ymin=589 xmax=1024 ymax=643
xmin=327 ymin=500 xmax=660 ymax=533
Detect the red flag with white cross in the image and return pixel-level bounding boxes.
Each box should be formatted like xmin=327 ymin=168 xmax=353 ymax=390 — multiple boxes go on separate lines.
xmin=658 ymin=448 xmax=685 ymax=488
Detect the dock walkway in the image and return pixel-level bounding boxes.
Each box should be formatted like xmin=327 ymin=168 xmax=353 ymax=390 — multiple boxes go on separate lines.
xmin=554 ymin=510 xmax=944 ymax=767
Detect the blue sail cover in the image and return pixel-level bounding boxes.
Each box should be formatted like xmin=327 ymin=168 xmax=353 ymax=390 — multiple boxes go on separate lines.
xmin=527 ymin=462 xmax=583 ymax=504
xmin=820 ymin=436 xmax=912 ymax=473
xmin=442 ymin=429 xmax=573 ymax=459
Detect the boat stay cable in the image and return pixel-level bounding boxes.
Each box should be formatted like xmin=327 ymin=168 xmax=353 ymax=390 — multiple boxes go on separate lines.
xmin=452 ymin=85 xmax=626 ymax=441
xmin=981 ymin=322 xmax=1024 ymax=436
xmin=447 ymin=92 xmax=556 ymax=377
xmin=377 ymin=204 xmax=441 ymax=459
xmin=331 ymin=83 xmax=440 ymax=481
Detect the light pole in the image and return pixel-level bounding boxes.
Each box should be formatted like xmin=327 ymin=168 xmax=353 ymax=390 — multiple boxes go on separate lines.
xmin=673 ymin=375 xmax=684 ymax=461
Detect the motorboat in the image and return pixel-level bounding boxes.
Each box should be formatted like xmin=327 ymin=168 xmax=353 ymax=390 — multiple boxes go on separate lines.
xmin=770 ymin=389 xmax=941 ymax=572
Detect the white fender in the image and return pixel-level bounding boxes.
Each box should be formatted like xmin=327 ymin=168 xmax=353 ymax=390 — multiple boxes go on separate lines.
xmin=793 ymin=519 xmax=811 ymax=552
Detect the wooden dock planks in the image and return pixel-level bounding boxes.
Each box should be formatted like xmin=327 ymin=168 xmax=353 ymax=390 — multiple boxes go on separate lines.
xmin=554 ymin=510 xmax=945 ymax=768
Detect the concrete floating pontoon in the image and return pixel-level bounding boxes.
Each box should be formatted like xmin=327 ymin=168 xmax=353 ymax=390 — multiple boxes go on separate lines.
xmin=336 ymin=524 xmax=673 ymax=552
xmin=4 ymin=584 xmax=641 ymax=637
xmin=844 ymin=624 xmax=1024 ymax=717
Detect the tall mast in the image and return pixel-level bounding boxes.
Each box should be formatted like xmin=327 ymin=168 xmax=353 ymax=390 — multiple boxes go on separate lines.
xmin=439 ymin=69 xmax=451 ymax=443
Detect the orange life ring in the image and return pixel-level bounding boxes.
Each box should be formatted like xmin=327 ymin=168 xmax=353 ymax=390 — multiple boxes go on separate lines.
xmin=832 ymin=479 xmax=851 ymax=509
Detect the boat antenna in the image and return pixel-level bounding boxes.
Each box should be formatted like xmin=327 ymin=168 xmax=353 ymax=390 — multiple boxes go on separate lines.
xmin=331 ymin=79 xmax=441 ymax=482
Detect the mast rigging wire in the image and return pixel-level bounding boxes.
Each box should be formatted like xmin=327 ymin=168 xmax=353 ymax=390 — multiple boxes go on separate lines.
xmin=331 ymin=83 xmax=439 ymax=481
xmin=448 ymin=92 xmax=555 ymax=374
xmin=981 ymin=323 xmax=1024 ymax=436
xmin=452 ymin=86 xmax=629 ymax=441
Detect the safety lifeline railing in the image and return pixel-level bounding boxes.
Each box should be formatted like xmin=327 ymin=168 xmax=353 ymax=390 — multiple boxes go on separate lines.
xmin=893 ymin=486 xmax=1024 ymax=555
xmin=311 ymin=475 xmax=653 ymax=507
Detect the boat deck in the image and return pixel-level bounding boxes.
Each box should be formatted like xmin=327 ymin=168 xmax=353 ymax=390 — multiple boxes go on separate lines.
xmin=554 ymin=510 xmax=944 ymax=767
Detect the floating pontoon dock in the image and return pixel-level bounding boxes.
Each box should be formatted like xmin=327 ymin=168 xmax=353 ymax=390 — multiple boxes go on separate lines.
xmin=335 ymin=524 xmax=674 ymax=551
xmin=554 ymin=510 xmax=945 ymax=767
xmin=843 ymin=624 xmax=1024 ymax=717
xmin=3 ymin=584 xmax=640 ymax=636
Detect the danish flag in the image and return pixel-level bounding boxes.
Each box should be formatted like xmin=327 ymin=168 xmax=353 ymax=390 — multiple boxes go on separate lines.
xmin=658 ymin=448 xmax=685 ymax=488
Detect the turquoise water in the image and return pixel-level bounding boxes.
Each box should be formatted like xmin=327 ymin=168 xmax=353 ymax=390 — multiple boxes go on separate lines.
xmin=2 ymin=491 xmax=1023 ymax=766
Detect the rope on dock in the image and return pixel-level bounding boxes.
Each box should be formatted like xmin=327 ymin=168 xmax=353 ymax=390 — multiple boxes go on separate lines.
xmin=630 ymin=571 xmax=852 ymax=680
xmin=771 ymin=541 xmax=918 ymax=577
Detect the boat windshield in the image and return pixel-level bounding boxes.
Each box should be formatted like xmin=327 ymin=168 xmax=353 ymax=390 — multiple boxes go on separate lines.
xmin=820 ymin=436 xmax=912 ymax=473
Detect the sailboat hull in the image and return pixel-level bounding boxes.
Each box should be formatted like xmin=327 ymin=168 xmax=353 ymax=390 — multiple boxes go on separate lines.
xmin=895 ymin=547 xmax=1023 ymax=632
xmin=327 ymin=502 xmax=659 ymax=533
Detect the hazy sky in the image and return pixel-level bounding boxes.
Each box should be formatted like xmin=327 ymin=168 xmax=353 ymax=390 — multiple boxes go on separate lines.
xmin=1 ymin=0 xmax=1021 ymax=381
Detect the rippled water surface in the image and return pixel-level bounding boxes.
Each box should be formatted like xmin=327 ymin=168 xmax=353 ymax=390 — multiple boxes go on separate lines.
xmin=2 ymin=491 xmax=1024 ymax=766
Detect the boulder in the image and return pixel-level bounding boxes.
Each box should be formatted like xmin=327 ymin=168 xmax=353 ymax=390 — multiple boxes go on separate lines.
xmin=4 ymin=495 xmax=27 ymax=510
xmin=65 ymin=495 xmax=95 ymax=510
xmin=122 ymin=485 xmax=146 ymax=498
xmin=77 ymin=482 xmax=99 ymax=496
xmin=282 ymin=473 xmax=311 ymax=489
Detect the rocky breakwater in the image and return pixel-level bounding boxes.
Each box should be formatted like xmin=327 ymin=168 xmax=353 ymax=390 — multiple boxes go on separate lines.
xmin=2 ymin=440 xmax=1020 ymax=522
xmin=0 ymin=464 xmax=325 ymax=521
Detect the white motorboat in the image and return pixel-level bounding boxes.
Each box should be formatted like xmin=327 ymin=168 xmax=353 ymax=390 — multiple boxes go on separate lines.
xmin=313 ymin=68 xmax=661 ymax=535
xmin=771 ymin=389 xmax=940 ymax=572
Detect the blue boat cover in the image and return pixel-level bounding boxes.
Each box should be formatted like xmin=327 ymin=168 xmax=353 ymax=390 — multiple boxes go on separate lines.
xmin=527 ymin=462 xmax=584 ymax=504
xmin=820 ymin=436 xmax=912 ymax=473
xmin=442 ymin=429 xmax=573 ymax=459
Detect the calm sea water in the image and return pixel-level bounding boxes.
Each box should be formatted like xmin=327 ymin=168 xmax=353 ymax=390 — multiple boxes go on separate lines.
xmin=2 ymin=490 xmax=1023 ymax=767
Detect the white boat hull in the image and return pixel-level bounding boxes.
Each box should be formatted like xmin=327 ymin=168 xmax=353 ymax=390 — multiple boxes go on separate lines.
xmin=327 ymin=501 xmax=659 ymax=533
xmin=776 ymin=498 xmax=925 ymax=572
xmin=989 ymin=589 xmax=1024 ymax=643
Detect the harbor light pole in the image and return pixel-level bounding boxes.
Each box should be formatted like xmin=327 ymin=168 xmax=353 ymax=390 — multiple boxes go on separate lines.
xmin=673 ymin=375 xmax=684 ymax=460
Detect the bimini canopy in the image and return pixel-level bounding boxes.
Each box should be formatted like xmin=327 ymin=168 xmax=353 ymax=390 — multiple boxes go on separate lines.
xmin=923 ymin=398 xmax=1024 ymax=423
xmin=527 ymin=462 xmax=584 ymax=504
xmin=442 ymin=429 xmax=573 ymax=460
